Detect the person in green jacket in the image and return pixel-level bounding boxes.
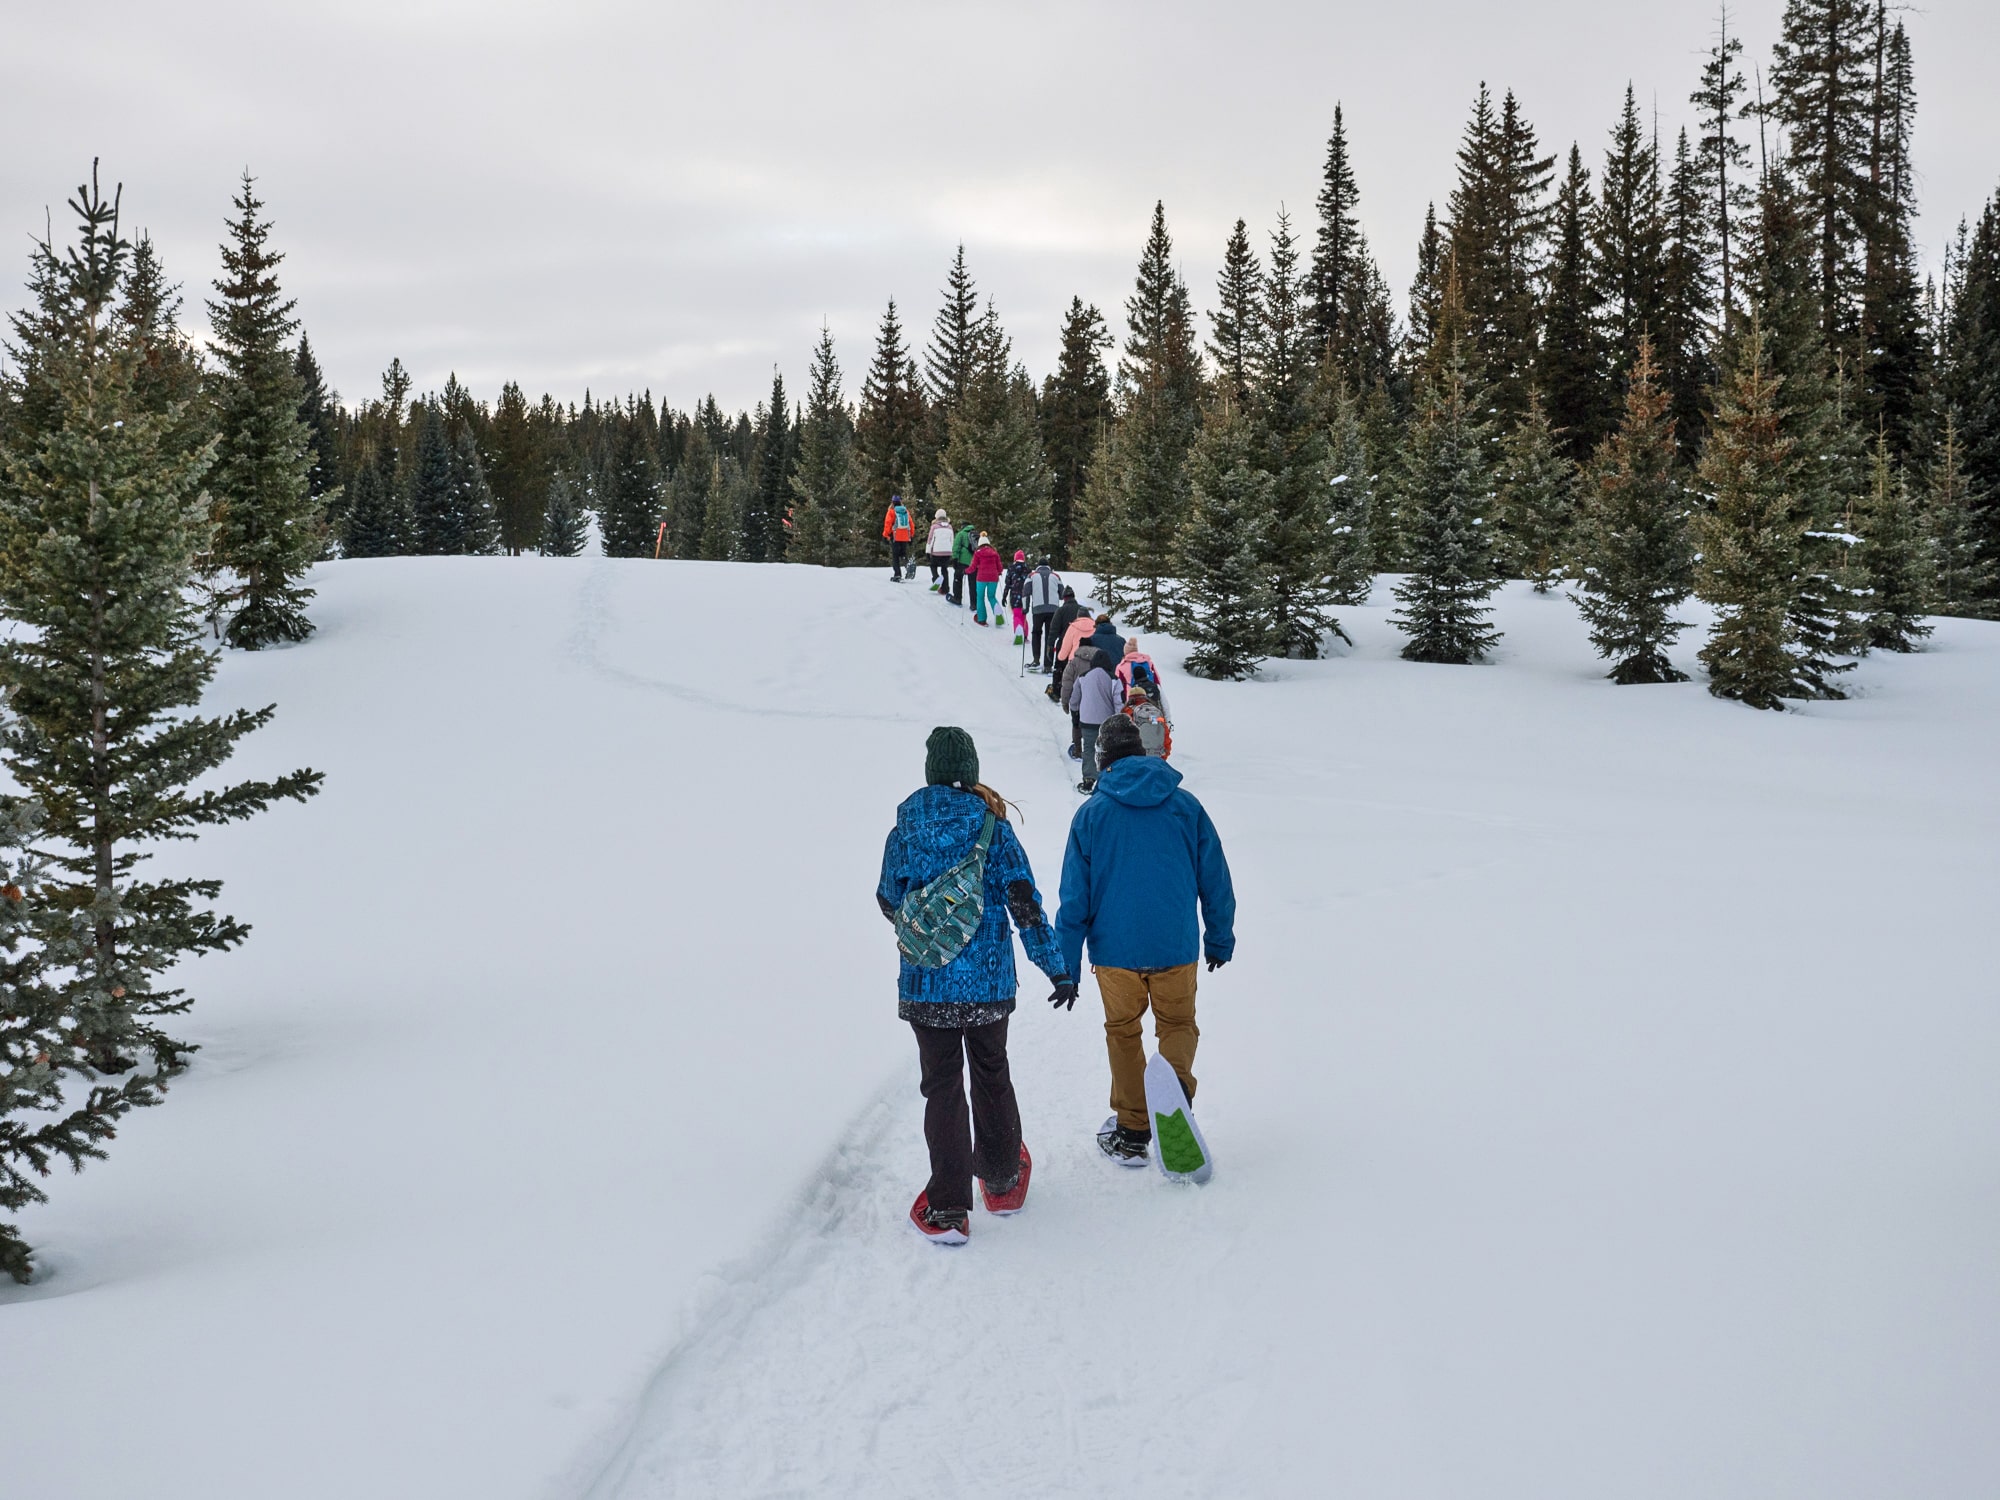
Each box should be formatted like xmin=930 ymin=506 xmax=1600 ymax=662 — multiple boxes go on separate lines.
xmin=951 ymin=521 xmax=977 ymax=607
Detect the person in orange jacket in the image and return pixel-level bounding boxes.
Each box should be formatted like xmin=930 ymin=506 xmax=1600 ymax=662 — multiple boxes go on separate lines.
xmin=882 ymin=495 xmax=915 ymax=580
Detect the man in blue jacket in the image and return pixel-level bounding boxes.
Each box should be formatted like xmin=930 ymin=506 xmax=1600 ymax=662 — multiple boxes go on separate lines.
xmin=1053 ymin=715 xmax=1236 ymax=1165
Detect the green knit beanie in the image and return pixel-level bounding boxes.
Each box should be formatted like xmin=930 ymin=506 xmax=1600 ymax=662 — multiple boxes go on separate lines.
xmin=925 ymin=726 xmax=980 ymax=788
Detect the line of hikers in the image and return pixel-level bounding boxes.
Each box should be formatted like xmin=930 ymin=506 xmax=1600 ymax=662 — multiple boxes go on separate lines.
xmin=878 ymin=723 xmax=1235 ymax=1245
xmin=881 ymin=496 xmax=1173 ymax=794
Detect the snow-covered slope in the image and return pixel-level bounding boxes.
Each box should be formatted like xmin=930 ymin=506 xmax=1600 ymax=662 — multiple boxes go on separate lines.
xmin=3 ymin=559 xmax=1996 ymax=1500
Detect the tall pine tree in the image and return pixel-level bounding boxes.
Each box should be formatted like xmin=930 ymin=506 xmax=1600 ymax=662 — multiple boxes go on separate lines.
xmin=0 ymin=169 xmax=320 ymax=1277
xmin=1540 ymin=146 xmax=1614 ymax=461
xmin=1039 ymin=298 xmax=1111 ymax=566
xmin=788 ymin=326 xmax=865 ymax=566
xmin=205 ymin=173 xmax=320 ymax=648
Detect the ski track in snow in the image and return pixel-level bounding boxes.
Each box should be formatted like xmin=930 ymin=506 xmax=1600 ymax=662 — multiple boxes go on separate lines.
xmin=577 ymin=582 xmax=1252 ymax=1499
xmin=582 ymin=576 xmax=2000 ymax=1500
xmin=5 ymin=559 xmax=1994 ymax=1500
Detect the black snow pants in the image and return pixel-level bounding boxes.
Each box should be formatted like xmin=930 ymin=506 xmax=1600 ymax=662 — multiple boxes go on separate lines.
xmin=911 ymin=1017 xmax=1021 ymax=1213
xmin=1031 ymin=608 xmax=1057 ymax=670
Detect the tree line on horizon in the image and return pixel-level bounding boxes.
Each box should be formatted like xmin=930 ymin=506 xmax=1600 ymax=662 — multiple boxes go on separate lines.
xmin=289 ymin=0 xmax=2000 ymax=709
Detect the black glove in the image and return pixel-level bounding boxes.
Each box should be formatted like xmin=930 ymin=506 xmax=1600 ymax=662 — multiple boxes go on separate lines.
xmin=1206 ymin=956 xmax=1227 ymax=973
xmin=1048 ymin=978 xmax=1078 ymax=1010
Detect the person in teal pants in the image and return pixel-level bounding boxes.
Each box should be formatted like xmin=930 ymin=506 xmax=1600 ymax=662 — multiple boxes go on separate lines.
xmin=969 ymin=534 xmax=1004 ymax=625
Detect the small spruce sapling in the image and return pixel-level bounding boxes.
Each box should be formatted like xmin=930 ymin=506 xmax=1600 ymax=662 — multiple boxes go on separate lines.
xmin=1495 ymin=393 xmax=1576 ymax=591
xmin=1177 ymin=397 xmax=1274 ymax=680
xmin=1390 ymin=345 xmax=1502 ymax=664
xmin=1569 ymin=340 xmax=1695 ymax=682
xmin=1859 ymin=433 xmax=1933 ymax=651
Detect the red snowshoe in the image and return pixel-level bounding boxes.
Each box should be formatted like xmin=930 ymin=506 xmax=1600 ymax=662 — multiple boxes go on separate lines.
xmin=907 ymin=1191 xmax=969 ymax=1246
xmin=979 ymin=1144 xmax=1032 ymax=1216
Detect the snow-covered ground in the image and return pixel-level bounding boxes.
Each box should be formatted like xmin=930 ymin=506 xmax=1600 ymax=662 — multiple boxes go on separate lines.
xmin=3 ymin=557 xmax=1996 ymax=1500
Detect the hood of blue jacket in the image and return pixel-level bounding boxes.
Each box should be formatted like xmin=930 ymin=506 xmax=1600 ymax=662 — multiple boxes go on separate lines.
xmin=1093 ymin=754 xmax=1182 ymax=808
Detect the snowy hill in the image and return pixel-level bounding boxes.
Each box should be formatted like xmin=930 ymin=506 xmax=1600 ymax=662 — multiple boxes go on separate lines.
xmin=4 ymin=557 xmax=1996 ymax=1500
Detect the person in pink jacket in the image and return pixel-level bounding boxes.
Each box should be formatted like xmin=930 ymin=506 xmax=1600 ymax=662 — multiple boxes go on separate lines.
xmin=969 ymin=533 xmax=1005 ymax=625
xmin=1115 ymin=638 xmax=1168 ymax=718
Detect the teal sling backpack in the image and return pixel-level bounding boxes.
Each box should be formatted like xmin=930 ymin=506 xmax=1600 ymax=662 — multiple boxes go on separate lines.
xmin=893 ymin=813 xmax=998 ymax=968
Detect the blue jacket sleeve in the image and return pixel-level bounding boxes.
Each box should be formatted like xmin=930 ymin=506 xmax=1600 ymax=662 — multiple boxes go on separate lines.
xmin=1054 ymin=816 xmax=1092 ymax=981
xmin=877 ymin=824 xmax=908 ymax=919
xmin=1194 ymin=805 xmax=1236 ymax=962
xmin=988 ymin=819 xmax=1064 ymax=981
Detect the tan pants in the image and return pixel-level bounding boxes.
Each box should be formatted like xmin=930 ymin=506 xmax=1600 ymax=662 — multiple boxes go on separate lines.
xmin=1096 ymin=963 xmax=1198 ymax=1133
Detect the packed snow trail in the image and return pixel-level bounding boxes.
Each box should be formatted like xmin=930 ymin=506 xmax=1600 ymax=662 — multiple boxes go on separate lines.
xmin=587 ymin=581 xmax=2000 ymax=1500
xmin=2 ymin=559 xmax=1995 ymax=1500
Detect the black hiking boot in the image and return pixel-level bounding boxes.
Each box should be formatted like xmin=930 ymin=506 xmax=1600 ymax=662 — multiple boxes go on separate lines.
xmin=1096 ymin=1117 xmax=1151 ymax=1167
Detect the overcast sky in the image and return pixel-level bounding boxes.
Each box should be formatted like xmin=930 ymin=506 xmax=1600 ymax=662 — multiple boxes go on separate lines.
xmin=4 ymin=0 xmax=1996 ymax=416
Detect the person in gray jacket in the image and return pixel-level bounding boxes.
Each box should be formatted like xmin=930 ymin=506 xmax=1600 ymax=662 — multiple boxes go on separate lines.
xmin=1071 ymin=652 xmax=1125 ymax=791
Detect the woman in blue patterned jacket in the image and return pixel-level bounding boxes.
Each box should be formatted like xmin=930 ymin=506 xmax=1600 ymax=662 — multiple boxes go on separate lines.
xmin=877 ymin=726 xmax=1075 ymax=1245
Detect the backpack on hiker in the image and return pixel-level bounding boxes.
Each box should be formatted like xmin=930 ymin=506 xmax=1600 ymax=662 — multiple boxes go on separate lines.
xmin=893 ymin=812 xmax=997 ymax=968
xmin=1125 ymin=693 xmax=1172 ymax=758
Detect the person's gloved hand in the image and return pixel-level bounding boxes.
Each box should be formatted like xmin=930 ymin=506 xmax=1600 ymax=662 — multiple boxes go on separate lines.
xmin=1206 ymin=956 xmax=1228 ymax=973
xmin=1048 ymin=978 xmax=1078 ymax=1010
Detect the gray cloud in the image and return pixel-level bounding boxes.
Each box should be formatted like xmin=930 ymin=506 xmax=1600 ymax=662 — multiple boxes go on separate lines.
xmin=4 ymin=0 xmax=1994 ymax=414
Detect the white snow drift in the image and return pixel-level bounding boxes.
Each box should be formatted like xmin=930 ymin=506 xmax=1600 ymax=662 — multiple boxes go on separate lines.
xmin=2 ymin=557 xmax=1995 ymax=1500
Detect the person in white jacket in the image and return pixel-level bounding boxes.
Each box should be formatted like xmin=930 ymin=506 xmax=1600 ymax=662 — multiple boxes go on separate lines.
xmin=924 ymin=509 xmax=955 ymax=592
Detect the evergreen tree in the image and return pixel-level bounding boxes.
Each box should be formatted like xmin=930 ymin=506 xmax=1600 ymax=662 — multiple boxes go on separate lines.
xmin=1495 ymin=393 xmax=1576 ymax=591
xmin=1858 ymin=432 xmax=1931 ymax=649
xmin=1768 ymin=0 xmax=1876 ymax=356
xmin=292 ymin=334 xmax=339 ymax=534
xmin=1178 ymin=396 xmax=1275 ymax=680
xmin=1306 ymin=104 xmax=1394 ymax=388
xmin=1540 ymin=146 xmax=1614 ymax=462
xmin=1939 ymin=191 xmax=2000 ymax=605
xmin=1857 ymin=9 xmax=1928 ymax=457
xmin=0 ymin=170 xmax=320 ymax=1277
xmin=1595 ymin=85 xmax=1666 ymax=387
xmin=540 ymin=470 xmax=588 ymax=557
xmin=1741 ymin=168 xmax=1865 ymax=691
xmin=1692 ymin=4 xmax=1756 ymax=333
xmin=741 ymin=369 xmax=792 ymax=563
xmin=1208 ymin=220 xmax=1263 ymax=406
xmin=1077 ymin=203 xmax=1201 ymax=628
xmin=1391 ymin=344 xmax=1502 ymax=662
xmin=1405 ymin=202 xmax=1446 ymax=369
xmin=1570 ymin=340 xmax=1695 ymax=682
xmin=1324 ymin=382 xmax=1377 ymax=604
xmin=1119 ymin=201 xmax=1204 ymax=420
xmin=486 ymin=381 xmax=547 ymax=555
xmin=924 ymin=245 xmax=983 ymax=417
xmin=409 ymin=404 xmax=457 ymax=554
xmin=788 ymin=325 xmax=866 ymax=566
xmin=1255 ymin=212 xmax=1351 ymax=656
xmin=936 ymin=315 xmax=1055 ymax=558
xmin=1658 ymin=130 xmax=1718 ymax=459
xmin=1447 ymin=86 xmax=1555 ymax=427
xmin=1695 ymin=323 xmax=1804 ymax=707
xmin=0 ymin=800 xmax=89 ymax=1283
xmin=665 ymin=421 xmax=712 ymax=558
xmin=205 ymin=173 xmax=320 ymax=648
xmin=1926 ymin=416 xmax=1995 ymax=616
xmin=601 ymin=413 xmax=664 ymax=557
xmin=340 ymin=447 xmax=409 ymax=558
xmin=1039 ymin=298 xmax=1111 ymax=565
xmin=701 ymin=454 xmax=749 ymax=561
xmin=856 ymin=298 xmax=924 ymax=509
xmin=450 ymin=424 xmax=500 ymax=556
